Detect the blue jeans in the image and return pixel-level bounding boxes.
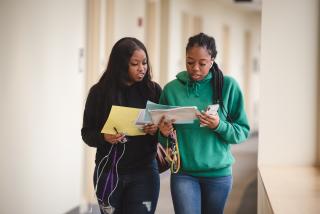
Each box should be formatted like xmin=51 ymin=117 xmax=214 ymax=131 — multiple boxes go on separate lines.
xmin=94 ymin=165 xmax=160 ymax=214
xmin=170 ymin=173 xmax=232 ymax=214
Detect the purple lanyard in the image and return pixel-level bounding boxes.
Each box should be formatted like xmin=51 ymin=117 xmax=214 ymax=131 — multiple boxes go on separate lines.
xmin=101 ymin=146 xmax=119 ymax=201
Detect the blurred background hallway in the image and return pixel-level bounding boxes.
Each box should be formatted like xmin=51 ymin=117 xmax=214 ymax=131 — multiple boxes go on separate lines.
xmin=1 ymin=0 xmax=319 ymax=213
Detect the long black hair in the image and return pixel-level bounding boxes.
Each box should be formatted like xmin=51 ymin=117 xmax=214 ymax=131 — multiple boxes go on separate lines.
xmin=97 ymin=37 xmax=157 ymax=104
xmin=186 ymin=32 xmax=232 ymax=122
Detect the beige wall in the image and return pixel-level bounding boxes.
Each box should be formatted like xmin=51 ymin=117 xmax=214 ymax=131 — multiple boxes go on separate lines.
xmin=114 ymin=0 xmax=146 ymax=42
xmin=258 ymin=0 xmax=319 ymax=212
xmin=258 ymin=0 xmax=319 ymax=166
xmin=0 ymin=0 xmax=86 ymax=214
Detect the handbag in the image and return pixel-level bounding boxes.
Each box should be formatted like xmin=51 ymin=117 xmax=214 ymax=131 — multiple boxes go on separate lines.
xmin=156 ymin=143 xmax=171 ymax=173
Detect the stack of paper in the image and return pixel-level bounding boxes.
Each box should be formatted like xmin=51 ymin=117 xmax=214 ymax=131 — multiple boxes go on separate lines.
xmin=148 ymin=106 xmax=198 ymax=125
xmin=101 ymin=102 xmax=198 ymax=136
xmin=135 ymin=101 xmax=198 ymax=125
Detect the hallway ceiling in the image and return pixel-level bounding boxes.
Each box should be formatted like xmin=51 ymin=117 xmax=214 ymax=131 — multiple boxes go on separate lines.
xmin=217 ymin=0 xmax=262 ymax=12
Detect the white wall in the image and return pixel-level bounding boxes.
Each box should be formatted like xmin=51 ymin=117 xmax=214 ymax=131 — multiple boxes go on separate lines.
xmin=258 ymin=0 xmax=319 ymax=166
xmin=97 ymin=0 xmax=146 ymax=77
xmin=247 ymin=13 xmax=261 ymax=132
xmin=167 ymin=0 xmax=194 ymax=82
xmin=0 ymin=0 xmax=86 ymax=213
xmin=114 ymin=0 xmax=146 ymax=42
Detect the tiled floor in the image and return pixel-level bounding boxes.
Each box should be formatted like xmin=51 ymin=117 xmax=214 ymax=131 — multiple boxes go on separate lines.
xmin=225 ymin=134 xmax=258 ymax=214
xmin=155 ymin=171 xmax=174 ymax=214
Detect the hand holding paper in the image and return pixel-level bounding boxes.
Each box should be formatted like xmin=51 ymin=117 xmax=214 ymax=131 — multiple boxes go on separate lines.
xmin=103 ymin=131 xmax=127 ymax=144
xmin=101 ymin=105 xmax=146 ymax=136
xmin=102 ymin=103 xmax=198 ymax=138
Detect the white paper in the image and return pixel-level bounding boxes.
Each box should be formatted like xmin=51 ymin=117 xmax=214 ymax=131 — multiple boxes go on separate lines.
xmin=135 ymin=109 xmax=152 ymax=125
xmin=148 ymin=106 xmax=198 ymax=125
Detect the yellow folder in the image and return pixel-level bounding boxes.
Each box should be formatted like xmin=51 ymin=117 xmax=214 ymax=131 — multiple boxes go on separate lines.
xmin=101 ymin=105 xmax=146 ymax=136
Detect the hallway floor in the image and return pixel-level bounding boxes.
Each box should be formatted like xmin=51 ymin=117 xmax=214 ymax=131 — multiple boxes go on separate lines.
xmin=155 ymin=134 xmax=258 ymax=214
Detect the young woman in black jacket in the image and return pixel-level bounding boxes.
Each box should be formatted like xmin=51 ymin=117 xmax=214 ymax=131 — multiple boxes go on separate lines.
xmin=81 ymin=37 xmax=162 ymax=214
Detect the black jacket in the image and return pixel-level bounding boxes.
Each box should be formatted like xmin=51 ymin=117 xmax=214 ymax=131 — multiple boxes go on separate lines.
xmin=81 ymin=81 xmax=162 ymax=173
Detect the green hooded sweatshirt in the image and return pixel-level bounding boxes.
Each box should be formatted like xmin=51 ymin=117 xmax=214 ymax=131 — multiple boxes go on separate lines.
xmin=159 ymin=71 xmax=250 ymax=177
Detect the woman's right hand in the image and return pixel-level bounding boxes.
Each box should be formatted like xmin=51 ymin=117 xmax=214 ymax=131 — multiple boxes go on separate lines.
xmin=103 ymin=133 xmax=126 ymax=144
xmin=158 ymin=116 xmax=175 ymax=137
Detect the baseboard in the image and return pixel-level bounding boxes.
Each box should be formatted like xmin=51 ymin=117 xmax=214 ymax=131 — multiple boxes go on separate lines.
xmin=65 ymin=203 xmax=100 ymax=214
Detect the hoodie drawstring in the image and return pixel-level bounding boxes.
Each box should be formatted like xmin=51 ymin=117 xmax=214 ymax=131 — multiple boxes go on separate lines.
xmin=187 ymin=80 xmax=200 ymax=97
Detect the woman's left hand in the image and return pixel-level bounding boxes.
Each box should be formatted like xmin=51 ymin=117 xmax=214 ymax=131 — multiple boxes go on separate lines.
xmin=196 ymin=111 xmax=220 ymax=129
xmin=143 ymin=123 xmax=158 ymax=135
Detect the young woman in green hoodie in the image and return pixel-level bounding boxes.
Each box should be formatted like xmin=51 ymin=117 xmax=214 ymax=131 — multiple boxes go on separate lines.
xmin=158 ymin=32 xmax=250 ymax=214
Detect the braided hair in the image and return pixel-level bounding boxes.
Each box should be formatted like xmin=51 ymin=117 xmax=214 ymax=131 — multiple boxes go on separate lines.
xmin=186 ymin=32 xmax=232 ymax=122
